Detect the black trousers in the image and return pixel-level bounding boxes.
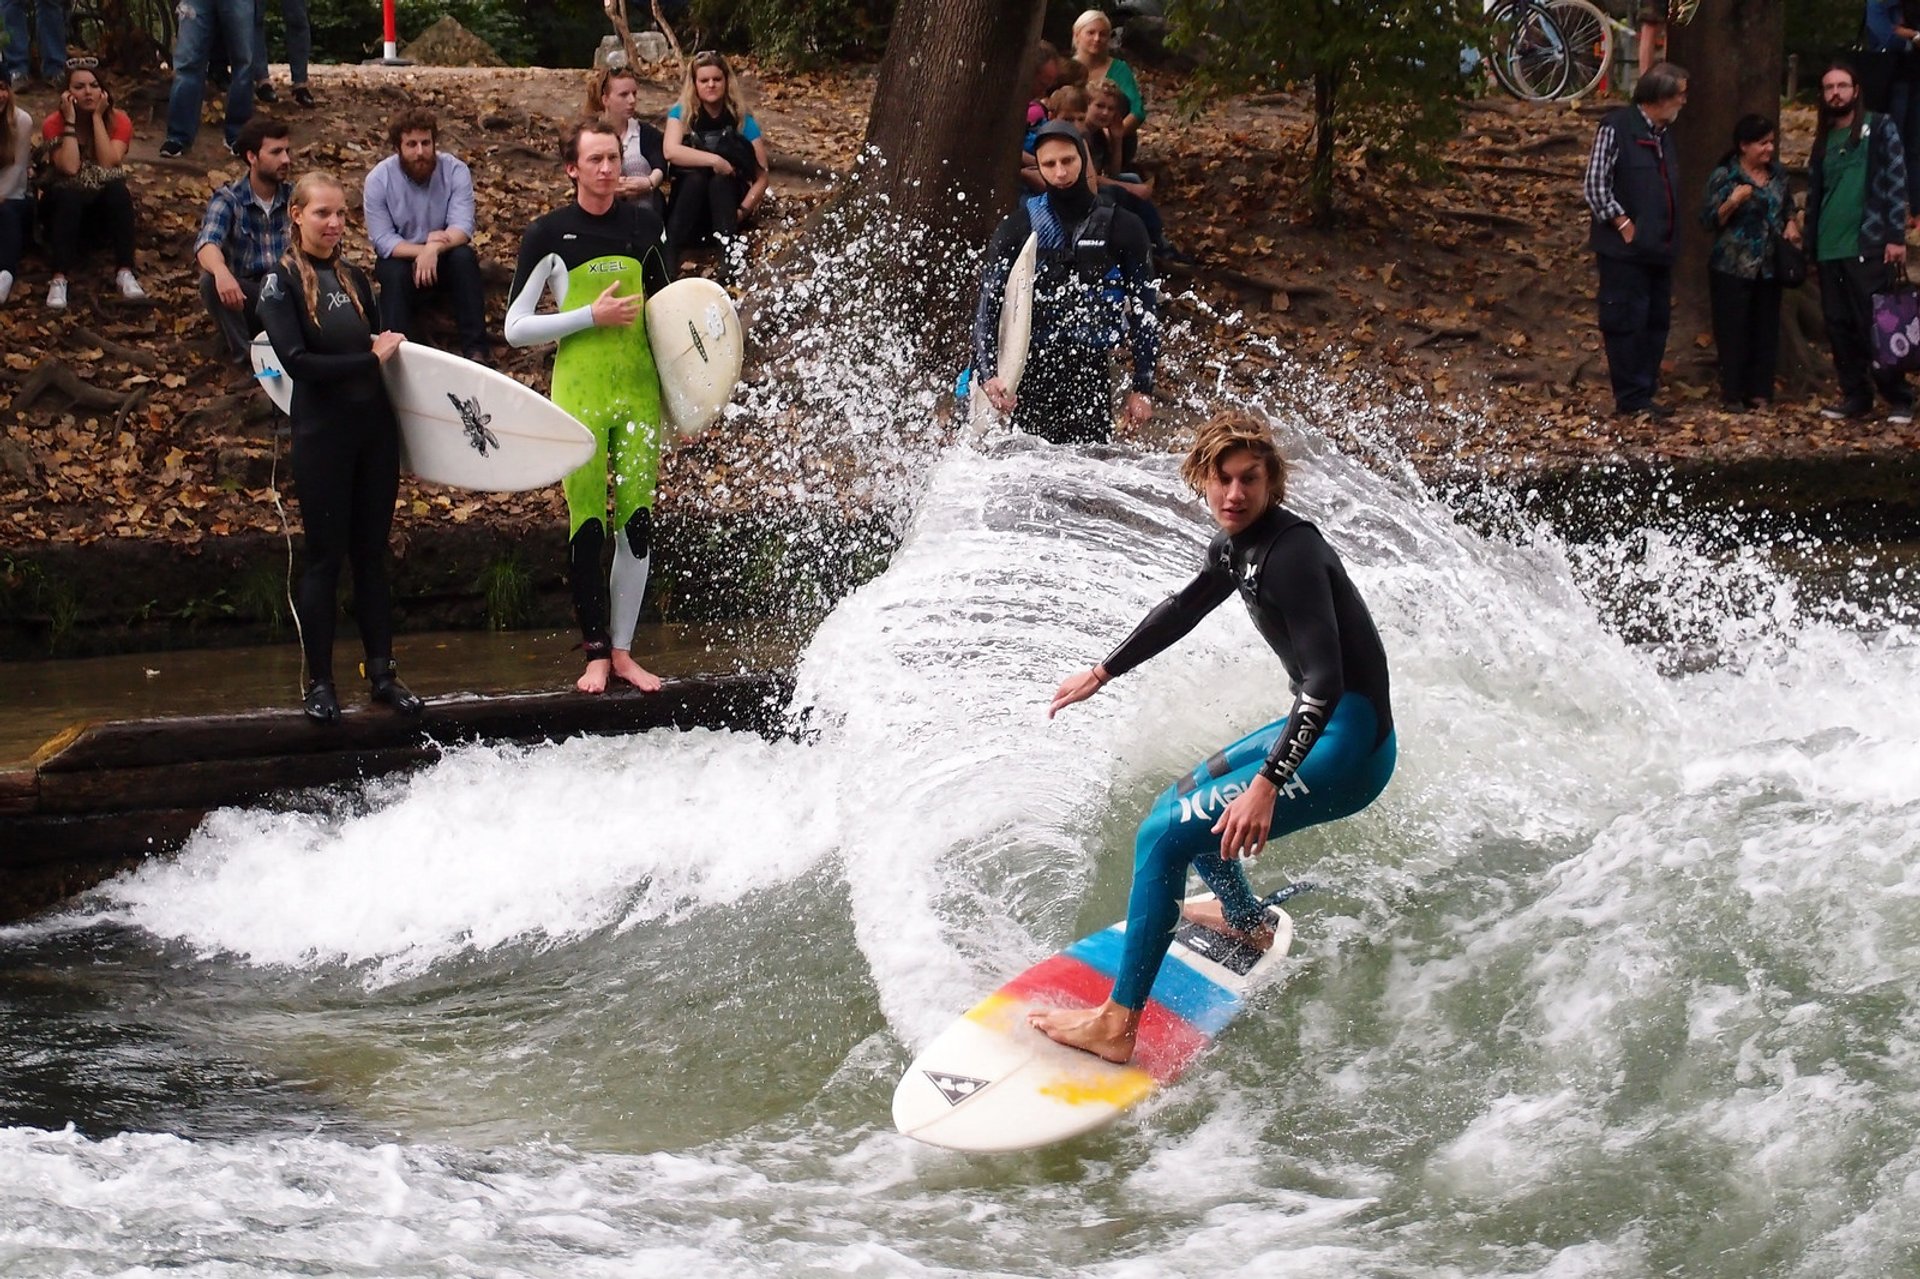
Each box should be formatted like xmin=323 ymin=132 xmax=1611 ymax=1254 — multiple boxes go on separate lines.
xmin=0 ymin=196 xmax=32 ymax=274
xmin=1011 ymin=343 xmax=1114 ymax=444
xmin=664 ymin=167 xmax=745 ymax=257
xmin=1817 ymin=256 xmax=1913 ymax=407
xmin=1707 ymin=270 xmax=1784 ymax=405
xmin=374 ymin=244 xmax=488 ymax=356
xmin=42 ymin=179 xmax=135 ymax=274
xmin=291 ymin=412 xmax=401 ymax=684
xmin=198 ymin=269 xmax=264 ymax=363
xmin=1594 ymin=254 xmax=1671 ymax=412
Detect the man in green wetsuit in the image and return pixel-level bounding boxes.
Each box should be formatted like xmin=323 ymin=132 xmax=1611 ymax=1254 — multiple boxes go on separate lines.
xmin=505 ymin=118 xmax=672 ymax=694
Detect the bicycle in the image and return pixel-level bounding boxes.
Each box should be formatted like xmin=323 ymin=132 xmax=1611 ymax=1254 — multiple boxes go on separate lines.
xmin=1539 ymin=0 xmax=1637 ymax=102
xmin=1485 ymin=0 xmax=1572 ymax=102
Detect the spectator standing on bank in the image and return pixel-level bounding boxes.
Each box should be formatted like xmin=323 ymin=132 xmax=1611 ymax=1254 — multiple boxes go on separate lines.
xmin=586 ymin=64 xmax=667 ymax=219
xmin=2 ymin=0 xmax=65 ymax=89
xmin=1807 ymin=60 xmax=1914 ymax=423
xmin=363 ymin=107 xmax=490 ymax=365
xmin=1582 ymin=61 xmax=1688 ymax=418
xmin=159 ymin=0 xmax=255 ymax=157
xmin=1863 ymin=1 xmax=1920 ymax=213
xmin=662 ymin=50 xmax=768 ymax=272
xmin=0 ymin=75 xmax=31 ymax=303
xmin=251 ymin=0 xmax=316 ymax=109
xmin=1699 ymin=114 xmax=1799 ymax=411
xmin=1070 ymin=10 xmax=1144 ymax=143
xmin=40 ymin=58 xmax=146 ymax=309
xmin=195 ymin=115 xmax=292 ymax=365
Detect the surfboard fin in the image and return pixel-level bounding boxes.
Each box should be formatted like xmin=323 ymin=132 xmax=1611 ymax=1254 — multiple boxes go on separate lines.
xmin=1260 ymin=881 xmax=1317 ymax=909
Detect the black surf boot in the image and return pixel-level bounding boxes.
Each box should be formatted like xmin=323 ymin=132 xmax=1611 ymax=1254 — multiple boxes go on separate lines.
xmin=368 ymin=658 xmax=424 ymax=716
xmin=303 ymin=679 xmax=340 ymax=725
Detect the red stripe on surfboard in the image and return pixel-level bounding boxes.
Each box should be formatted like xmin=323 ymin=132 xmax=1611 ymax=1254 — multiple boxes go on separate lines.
xmin=1000 ymin=956 xmax=1212 ymax=1085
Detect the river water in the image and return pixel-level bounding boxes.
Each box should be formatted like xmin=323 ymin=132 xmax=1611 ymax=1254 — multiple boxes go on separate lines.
xmin=7 ymin=273 xmax=1920 ymax=1273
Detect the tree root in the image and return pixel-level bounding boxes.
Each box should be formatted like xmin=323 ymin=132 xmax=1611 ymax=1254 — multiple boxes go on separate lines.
xmin=74 ymin=326 xmax=163 ymax=370
xmin=13 ymin=358 xmax=136 ymax=414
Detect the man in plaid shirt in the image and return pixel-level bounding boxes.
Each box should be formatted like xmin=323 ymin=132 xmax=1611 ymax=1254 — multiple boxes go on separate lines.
xmin=194 ymin=116 xmax=293 ymax=365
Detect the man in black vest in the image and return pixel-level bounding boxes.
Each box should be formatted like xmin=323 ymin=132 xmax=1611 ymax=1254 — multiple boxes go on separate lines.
xmin=1583 ymin=62 xmax=1689 ymax=418
xmin=1806 ymin=60 xmax=1913 ymax=424
xmin=973 ymin=121 xmax=1158 ymax=445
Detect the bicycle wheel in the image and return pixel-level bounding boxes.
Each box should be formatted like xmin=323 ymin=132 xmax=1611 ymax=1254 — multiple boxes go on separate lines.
xmin=1543 ymin=0 xmax=1614 ymax=100
xmin=1487 ymin=0 xmax=1572 ymax=103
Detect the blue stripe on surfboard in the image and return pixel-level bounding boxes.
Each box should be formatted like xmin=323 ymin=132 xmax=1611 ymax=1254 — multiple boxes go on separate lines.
xmin=1062 ymin=927 xmax=1243 ymax=1036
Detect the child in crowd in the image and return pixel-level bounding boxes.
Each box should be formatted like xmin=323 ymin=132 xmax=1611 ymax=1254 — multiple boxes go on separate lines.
xmin=1022 ymin=84 xmax=1090 ymax=190
xmin=1085 ymin=80 xmax=1184 ymax=263
xmin=39 ymin=57 xmax=145 ymax=309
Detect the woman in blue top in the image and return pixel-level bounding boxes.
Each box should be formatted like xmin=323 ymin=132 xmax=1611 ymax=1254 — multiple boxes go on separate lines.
xmin=1699 ymin=114 xmax=1800 ymax=411
xmin=661 ymin=51 xmax=769 ymax=269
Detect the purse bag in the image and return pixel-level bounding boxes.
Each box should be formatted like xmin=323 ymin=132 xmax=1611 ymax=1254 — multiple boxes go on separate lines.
xmin=1870 ymin=270 xmax=1920 ymax=371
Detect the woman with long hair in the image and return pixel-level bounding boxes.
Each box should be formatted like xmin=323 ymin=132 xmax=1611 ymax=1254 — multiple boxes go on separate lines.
xmin=1070 ymin=10 xmax=1144 ymax=142
xmin=38 ymin=57 xmax=145 ymax=309
xmin=257 ymin=171 xmax=423 ymax=724
xmin=585 ymin=63 xmax=667 ymax=217
xmin=1699 ymin=114 xmax=1799 ymax=411
xmin=0 ymin=76 xmax=32 ymax=305
xmin=661 ymin=50 xmax=768 ymax=269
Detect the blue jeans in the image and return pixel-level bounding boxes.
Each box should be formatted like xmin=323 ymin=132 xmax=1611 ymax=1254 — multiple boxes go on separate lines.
xmin=165 ymin=0 xmax=256 ymax=149
xmin=1110 ymin=693 xmax=1397 ymax=1010
xmin=1 ymin=0 xmax=66 ymax=81
xmin=251 ymin=0 xmax=309 ymax=85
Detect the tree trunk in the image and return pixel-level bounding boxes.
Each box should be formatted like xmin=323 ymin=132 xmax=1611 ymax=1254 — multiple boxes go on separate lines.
xmin=1310 ymin=67 xmax=1339 ymax=228
xmin=1667 ymin=0 xmax=1785 ymax=377
xmin=852 ymin=0 xmax=1046 ymax=247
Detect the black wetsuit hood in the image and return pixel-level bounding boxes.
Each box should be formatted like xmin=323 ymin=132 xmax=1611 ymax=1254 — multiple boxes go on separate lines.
xmin=1032 ymin=121 xmax=1098 ymax=223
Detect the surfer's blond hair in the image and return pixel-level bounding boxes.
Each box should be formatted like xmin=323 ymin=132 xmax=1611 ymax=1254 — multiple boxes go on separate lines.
xmin=676 ymin=51 xmax=749 ymax=129
xmin=284 ymin=172 xmax=370 ymax=332
xmin=1180 ymin=411 xmax=1288 ymax=504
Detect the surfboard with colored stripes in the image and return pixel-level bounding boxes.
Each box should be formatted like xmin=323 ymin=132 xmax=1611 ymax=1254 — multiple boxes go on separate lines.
xmin=892 ymin=895 xmax=1294 ymax=1153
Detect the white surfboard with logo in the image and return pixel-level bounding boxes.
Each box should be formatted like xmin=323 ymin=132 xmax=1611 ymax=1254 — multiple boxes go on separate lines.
xmin=643 ymin=277 xmax=743 ymax=438
xmin=251 ymin=335 xmax=596 ymax=493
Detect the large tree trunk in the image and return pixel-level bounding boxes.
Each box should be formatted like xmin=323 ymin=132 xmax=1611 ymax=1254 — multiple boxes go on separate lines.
xmin=1667 ymin=0 xmax=1786 ymax=378
xmin=851 ymin=0 xmax=1046 ymax=254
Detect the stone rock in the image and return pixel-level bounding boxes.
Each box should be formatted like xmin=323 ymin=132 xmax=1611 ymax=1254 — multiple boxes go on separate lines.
xmin=401 ymin=16 xmax=506 ymax=68
xmin=0 ymin=436 xmax=39 ymax=485
xmin=594 ymin=31 xmax=672 ymax=68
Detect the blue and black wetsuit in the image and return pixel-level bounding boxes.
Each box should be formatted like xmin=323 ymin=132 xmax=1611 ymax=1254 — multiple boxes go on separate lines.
xmin=1100 ymin=503 xmax=1396 ymax=1010
xmin=972 ymin=125 xmax=1158 ymax=445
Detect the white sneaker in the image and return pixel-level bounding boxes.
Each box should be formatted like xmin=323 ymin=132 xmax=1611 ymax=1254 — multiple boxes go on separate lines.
xmin=0 ymin=270 xmax=13 ymax=304
xmin=46 ymin=277 xmax=68 ymax=309
xmin=115 ymin=269 xmax=146 ymax=301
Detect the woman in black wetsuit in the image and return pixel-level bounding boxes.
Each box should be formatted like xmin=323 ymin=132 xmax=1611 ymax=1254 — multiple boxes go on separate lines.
xmin=257 ymin=171 xmax=423 ymax=724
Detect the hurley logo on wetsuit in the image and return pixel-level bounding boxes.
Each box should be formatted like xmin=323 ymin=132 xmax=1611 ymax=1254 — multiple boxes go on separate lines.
xmin=1258 ymin=693 xmax=1331 ymax=794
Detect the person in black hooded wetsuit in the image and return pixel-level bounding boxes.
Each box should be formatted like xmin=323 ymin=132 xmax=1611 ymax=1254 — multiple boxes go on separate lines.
xmin=257 ymin=171 xmax=424 ymax=724
xmin=1032 ymin=411 xmax=1397 ymax=1065
xmin=973 ymin=120 xmax=1158 ymax=445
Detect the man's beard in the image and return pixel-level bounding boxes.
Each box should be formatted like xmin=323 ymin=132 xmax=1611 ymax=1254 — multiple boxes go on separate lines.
xmin=404 ymin=157 xmax=434 ymax=182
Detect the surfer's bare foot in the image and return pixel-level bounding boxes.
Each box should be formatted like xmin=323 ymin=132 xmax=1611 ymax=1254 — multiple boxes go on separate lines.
xmin=1180 ymin=898 xmax=1275 ymax=950
xmin=610 ymin=650 xmax=662 ymax=692
xmin=577 ymin=658 xmax=612 ymax=694
xmin=1028 ymin=999 xmax=1140 ymax=1064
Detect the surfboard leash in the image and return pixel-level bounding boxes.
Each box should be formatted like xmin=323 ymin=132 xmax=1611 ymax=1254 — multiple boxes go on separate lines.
xmin=267 ymin=426 xmax=309 ymax=697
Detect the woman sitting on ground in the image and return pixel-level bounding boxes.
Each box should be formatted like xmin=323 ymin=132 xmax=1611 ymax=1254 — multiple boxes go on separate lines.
xmin=586 ymin=63 xmax=667 ymax=219
xmin=257 ymin=171 xmax=423 ymax=725
xmin=1070 ymin=9 xmax=1145 ymax=143
xmin=0 ymin=77 xmax=31 ymax=306
xmin=38 ymin=57 xmax=145 ymax=309
xmin=1699 ymin=113 xmax=1799 ymax=412
xmin=661 ymin=50 xmax=769 ymax=269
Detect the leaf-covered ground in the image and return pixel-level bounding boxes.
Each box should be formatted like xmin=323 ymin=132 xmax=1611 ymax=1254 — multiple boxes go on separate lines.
xmin=1 ymin=62 xmax=1907 ymax=552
